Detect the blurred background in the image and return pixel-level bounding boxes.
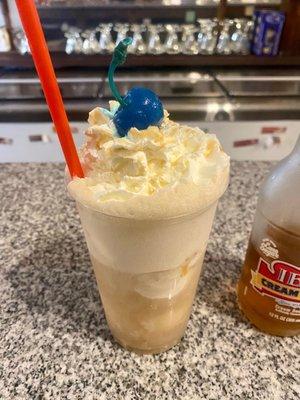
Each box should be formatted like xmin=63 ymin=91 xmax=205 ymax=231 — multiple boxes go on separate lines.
xmin=0 ymin=0 xmax=299 ymax=162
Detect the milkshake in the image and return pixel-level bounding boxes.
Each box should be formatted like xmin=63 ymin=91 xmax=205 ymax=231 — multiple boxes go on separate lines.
xmin=68 ymin=39 xmax=230 ymax=353
xmin=68 ymin=104 xmax=229 ymax=353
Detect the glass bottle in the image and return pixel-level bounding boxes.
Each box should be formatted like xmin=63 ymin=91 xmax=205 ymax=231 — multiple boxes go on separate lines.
xmin=237 ymin=136 xmax=300 ymax=336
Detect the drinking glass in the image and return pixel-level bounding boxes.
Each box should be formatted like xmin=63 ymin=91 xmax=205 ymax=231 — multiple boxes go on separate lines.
xmin=73 ymin=198 xmax=221 ymax=354
xmin=98 ymin=23 xmax=114 ymax=54
xmin=62 ymin=25 xmax=83 ymax=55
xmin=129 ymin=24 xmax=147 ymax=54
xmin=114 ymin=23 xmax=130 ymax=45
xmin=240 ymin=20 xmax=254 ymax=55
xmin=231 ymin=19 xmax=252 ymax=54
xmin=13 ymin=28 xmax=30 ymax=54
xmin=216 ymin=19 xmax=233 ymax=55
xmin=197 ymin=19 xmax=218 ymax=55
xmin=181 ymin=24 xmax=198 ymax=55
xmin=164 ymin=24 xmax=182 ymax=54
xmin=82 ymin=29 xmax=100 ymax=54
xmin=147 ymin=24 xmax=165 ymax=54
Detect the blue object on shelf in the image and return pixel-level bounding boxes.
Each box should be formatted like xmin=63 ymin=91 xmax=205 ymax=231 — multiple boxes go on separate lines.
xmin=251 ymin=10 xmax=285 ymax=56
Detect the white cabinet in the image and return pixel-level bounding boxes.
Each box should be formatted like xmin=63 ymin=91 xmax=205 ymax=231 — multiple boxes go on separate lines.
xmin=0 ymin=120 xmax=299 ymax=162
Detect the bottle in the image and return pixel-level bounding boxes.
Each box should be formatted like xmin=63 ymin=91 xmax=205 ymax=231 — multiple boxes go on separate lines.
xmin=237 ymin=136 xmax=300 ymax=336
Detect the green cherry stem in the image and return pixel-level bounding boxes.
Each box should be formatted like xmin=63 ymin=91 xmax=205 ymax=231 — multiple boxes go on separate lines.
xmin=108 ymin=37 xmax=132 ymax=107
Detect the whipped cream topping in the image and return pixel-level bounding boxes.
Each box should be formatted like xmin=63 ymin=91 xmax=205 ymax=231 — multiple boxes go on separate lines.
xmin=68 ymin=102 xmax=230 ymax=219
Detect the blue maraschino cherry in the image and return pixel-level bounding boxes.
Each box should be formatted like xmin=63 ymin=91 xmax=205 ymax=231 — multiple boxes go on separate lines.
xmin=108 ymin=38 xmax=164 ymax=137
xmin=113 ymin=87 xmax=163 ymax=137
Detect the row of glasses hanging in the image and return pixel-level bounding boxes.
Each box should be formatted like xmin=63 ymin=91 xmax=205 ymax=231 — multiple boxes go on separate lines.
xmin=62 ymin=19 xmax=254 ymax=56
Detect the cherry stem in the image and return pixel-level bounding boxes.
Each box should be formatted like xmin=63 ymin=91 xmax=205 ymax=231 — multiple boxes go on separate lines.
xmin=108 ymin=37 xmax=132 ymax=106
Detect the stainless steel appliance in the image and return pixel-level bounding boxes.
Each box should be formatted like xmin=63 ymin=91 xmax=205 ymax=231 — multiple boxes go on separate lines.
xmin=215 ymin=70 xmax=300 ymax=97
xmin=103 ymin=72 xmax=223 ymax=98
xmin=0 ymin=68 xmax=299 ymax=162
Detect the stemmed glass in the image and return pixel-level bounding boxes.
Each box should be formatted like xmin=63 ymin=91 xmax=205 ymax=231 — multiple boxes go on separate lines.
xmin=197 ymin=19 xmax=218 ymax=55
xmin=216 ymin=19 xmax=233 ymax=55
xmin=239 ymin=20 xmax=254 ymax=55
xmin=128 ymin=24 xmax=147 ymax=54
xmin=114 ymin=23 xmax=130 ymax=45
xmin=164 ymin=24 xmax=181 ymax=54
xmin=147 ymin=24 xmax=164 ymax=54
xmin=230 ymin=19 xmax=244 ymax=54
xmin=62 ymin=25 xmax=83 ymax=54
xmin=13 ymin=29 xmax=30 ymax=54
xmin=82 ymin=29 xmax=100 ymax=54
xmin=98 ymin=23 xmax=114 ymax=54
xmin=181 ymin=24 xmax=198 ymax=55
xmin=230 ymin=19 xmax=254 ymax=54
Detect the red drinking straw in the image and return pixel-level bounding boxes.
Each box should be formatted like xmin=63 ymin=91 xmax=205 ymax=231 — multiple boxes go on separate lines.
xmin=15 ymin=0 xmax=84 ymax=178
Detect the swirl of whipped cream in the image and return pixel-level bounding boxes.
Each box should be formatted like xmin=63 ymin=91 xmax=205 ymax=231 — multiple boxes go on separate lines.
xmin=68 ymin=102 xmax=230 ymax=219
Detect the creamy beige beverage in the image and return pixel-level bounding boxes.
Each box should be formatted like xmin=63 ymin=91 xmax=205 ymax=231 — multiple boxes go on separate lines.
xmin=68 ymin=103 xmax=229 ymax=353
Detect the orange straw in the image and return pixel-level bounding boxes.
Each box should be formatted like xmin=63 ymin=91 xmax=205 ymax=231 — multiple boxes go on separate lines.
xmin=15 ymin=0 xmax=84 ymax=178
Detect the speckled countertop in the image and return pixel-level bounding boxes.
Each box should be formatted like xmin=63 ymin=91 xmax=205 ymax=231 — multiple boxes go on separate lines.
xmin=0 ymin=161 xmax=299 ymax=400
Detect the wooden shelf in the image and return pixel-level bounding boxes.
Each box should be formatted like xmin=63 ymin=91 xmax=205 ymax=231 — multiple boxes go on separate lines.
xmin=36 ymin=0 xmax=281 ymax=20
xmin=37 ymin=0 xmax=282 ymax=10
xmin=1 ymin=52 xmax=300 ymax=69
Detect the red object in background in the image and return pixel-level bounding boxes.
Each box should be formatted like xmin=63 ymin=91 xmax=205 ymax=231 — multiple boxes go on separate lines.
xmin=261 ymin=126 xmax=287 ymax=134
xmin=52 ymin=125 xmax=79 ymax=134
xmin=233 ymin=139 xmax=259 ymax=148
xmin=15 ymin=0 xmax=84 ymax=178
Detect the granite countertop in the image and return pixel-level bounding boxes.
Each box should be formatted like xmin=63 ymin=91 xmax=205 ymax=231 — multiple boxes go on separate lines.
xmin=0 ymin=161 xmax=299 ymax=400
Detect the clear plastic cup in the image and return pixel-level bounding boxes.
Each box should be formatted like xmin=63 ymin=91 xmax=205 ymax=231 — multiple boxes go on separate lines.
xmin=75 ymin=199 xmax=219 ymax=354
